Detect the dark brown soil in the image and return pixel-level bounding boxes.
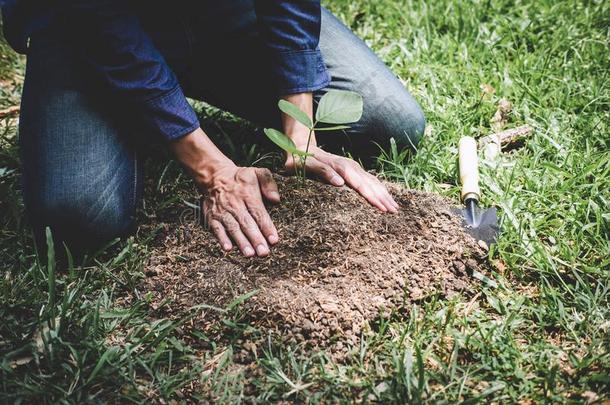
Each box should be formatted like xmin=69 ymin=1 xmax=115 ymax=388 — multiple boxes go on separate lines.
xmin=140 ymin=175 xmax=489 ymax=354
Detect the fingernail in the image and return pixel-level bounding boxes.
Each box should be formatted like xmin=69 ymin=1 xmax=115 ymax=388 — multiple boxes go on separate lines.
xmin=270 ymin=191 xmax=280 ymax=200
xmin=223 ymin=243 xmax=232 ymax=251
xmin=244 ymin=246 xmax=255 ymax=257
xmin=256 ymin=244 xmax=269 ymax=256
xmin=268 ymin=234 xmax=279 ymax=244
xmin=331 ymin=176 xmax=343 ymax=186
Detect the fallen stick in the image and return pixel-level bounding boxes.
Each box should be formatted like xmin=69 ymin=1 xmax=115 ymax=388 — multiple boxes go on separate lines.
xmin=479 ymin=125 xmax=533 ymax=148
xmin=0 ymin=105 xmax=20 ymax=119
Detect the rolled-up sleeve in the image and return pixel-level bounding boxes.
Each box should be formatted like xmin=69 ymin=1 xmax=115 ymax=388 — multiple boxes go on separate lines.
xmin=255 ymin=1 xmax=330 ymax=95
xmin=60 ymin=0 xmax=199 ymax=141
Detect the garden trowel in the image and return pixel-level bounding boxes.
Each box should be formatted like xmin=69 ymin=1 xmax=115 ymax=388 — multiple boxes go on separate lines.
xmin=454 ymin=136 xmax=499 ymax=246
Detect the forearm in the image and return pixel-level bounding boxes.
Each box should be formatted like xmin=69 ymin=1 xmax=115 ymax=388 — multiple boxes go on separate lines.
xmin=169 ymin=127 xmax=234 ymax=190
xmin=172 ymin=92 xmax=315 ymax=188
xmin=281 ymin=92 xmax=316 ymax=149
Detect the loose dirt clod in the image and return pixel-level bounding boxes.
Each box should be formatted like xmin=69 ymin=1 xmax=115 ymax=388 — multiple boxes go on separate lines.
xmin=140 ymin=176 xmax=490 ymax=352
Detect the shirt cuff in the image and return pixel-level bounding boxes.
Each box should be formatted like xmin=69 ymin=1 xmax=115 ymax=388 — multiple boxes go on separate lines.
xmin=142 ymin=85 xmax=200 ymax=141
xmin=269 ymin=48 xmax=331 ymax=95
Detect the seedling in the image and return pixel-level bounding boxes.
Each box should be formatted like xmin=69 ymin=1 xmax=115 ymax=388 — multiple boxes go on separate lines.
xmin=264 ymin=90 xmax=363 ymax=184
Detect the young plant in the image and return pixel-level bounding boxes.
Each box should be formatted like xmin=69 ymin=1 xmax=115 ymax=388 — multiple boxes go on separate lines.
xmin=264 ymin=89 xmax=363 ymax=184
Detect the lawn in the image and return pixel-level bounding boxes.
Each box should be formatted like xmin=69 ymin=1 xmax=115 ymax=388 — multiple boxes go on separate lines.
xmin=1 ymin=0 xmax=609 ymax=402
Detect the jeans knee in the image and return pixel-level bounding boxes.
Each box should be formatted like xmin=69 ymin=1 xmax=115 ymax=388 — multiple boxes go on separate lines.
xmin=35 ymin=189 xmax=135 ymax=251
xmin=364 ymin=98 xmax=426 ymax=155
xmin=396 ymin=104 xmax=426 ymax=152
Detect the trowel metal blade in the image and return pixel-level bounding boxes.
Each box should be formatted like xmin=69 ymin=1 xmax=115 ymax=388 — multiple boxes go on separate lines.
xmin=452 ymin=206 xmax=499 ymax=247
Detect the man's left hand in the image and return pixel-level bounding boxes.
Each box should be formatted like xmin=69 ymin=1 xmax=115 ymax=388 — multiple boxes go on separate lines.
xmin=280 ymin=92 xmax=398 ymax=214
xmin=285 ymin=145 xmax=399 ymax=213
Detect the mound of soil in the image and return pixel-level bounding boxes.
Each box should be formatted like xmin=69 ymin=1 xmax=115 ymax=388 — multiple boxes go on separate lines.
xmin=141 ymin=176 xmax=489 ymax=352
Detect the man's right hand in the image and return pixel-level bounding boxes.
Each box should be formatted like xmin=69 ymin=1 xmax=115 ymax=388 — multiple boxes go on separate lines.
xmin=202 ymin=164 xmax=280 ymax=257
xmin=170 ymin=128 xmax=279 ymax=257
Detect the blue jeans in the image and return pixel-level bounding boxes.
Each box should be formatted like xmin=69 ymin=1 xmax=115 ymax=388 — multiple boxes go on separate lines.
xmin=19 ymin=5 xmax=425 ymax=253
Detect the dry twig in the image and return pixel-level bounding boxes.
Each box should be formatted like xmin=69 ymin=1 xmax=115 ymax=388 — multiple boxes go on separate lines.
xmin=480 ymin=125 xmax=534 ymax=148
xmin=0 ymin=105 xmax=20 ymax=119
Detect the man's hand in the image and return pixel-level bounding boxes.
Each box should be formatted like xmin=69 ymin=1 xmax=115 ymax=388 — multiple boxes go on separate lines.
xmin=285 ymin=146 xmax=398 ymax=213
xmin=202 ymin=164 xmax=279 ymax=257
xmin=281 ymin=92 xmax=398 ymax=213
xmin=170 ymin=128 xmax=279 ymax=257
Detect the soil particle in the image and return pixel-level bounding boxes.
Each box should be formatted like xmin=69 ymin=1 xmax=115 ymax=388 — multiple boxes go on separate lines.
xmin=139 ymin=176 xmax=490 ymax=350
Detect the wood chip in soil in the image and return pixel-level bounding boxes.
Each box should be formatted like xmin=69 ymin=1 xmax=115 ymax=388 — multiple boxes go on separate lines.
xmin=139 ymin=175 xmax=490 ymax=351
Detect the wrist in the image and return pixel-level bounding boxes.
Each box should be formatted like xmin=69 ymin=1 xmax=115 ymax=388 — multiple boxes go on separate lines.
xmin=280 ymin=92 xmax=317 ymax=151
xmin=170 ymin=127 xmax=235 ymax=190
xmin=285 ymin=128 xmax=316 ymax=151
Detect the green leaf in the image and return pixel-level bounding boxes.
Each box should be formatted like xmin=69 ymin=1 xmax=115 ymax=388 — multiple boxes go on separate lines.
xmin=278 ymin=100 xmax=313 ymax=129
xmin=263 ymin=128 xmax=312 ymax=157
xmin=227 ymin=289 xmax=259 ymax=311
xmin=416 ymin=344 xmax=425 ymax=392
xmin=46 ymin=227 xmax=56 ymax=313
xmin=314 ymin=125 xmax=351 ymax=132
xmin=86 ymin=346 xmax=119 ymax=384
xmin=0 ymin=167 xmax=14 ymax=178
xmin=315 ymin=90 xmax=363 ymax=124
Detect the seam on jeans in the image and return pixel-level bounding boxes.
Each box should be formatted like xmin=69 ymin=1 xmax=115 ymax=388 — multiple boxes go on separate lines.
xmin=269 ymin=49 xmax=320 ymax=57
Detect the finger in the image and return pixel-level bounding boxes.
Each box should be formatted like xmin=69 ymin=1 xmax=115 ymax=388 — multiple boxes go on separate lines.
xmin=306 ymin=158 xmax=345 ymax=187
xmin=210 ymin=219 xmax=233 ymax=251
xmin=364 ymin=172 xmax=397 ymax=207
xmin=382 ymin=192 xmax=399 ymax=212
xmin=255 ymin=168 xmax=280 ymax=203
xmin=246 ymin=199 xmax=279 ymax=245
xmin=388 ymin=191 xmax=399 ymax=209
xmin=202 ymin=200 xmax=235 ymax=247
xmin=234 ymin=203 xmax=270 ymax=257
xmin=371 ymin=175 xmax=399 ymax=211
xmin=385 ymin=188 xmax=400 ymax=210
xmin=354 ymin=178 xmax=388 ymax=212
xmin=377 ymin=186 xmax=398 ymax=213
xmin=314 ymin=153 xmax=389 ymax=212
xmin=220 ymin=213 xmax=256 ymax=257
xmin=367 ymin=176 xmax=398 ymax=213
xmin=331 ymin=162 xmax=387 ymax=212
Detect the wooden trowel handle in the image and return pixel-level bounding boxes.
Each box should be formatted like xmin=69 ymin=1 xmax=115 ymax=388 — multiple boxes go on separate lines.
xmin=458 ymin=136 xmax=481 ymax=202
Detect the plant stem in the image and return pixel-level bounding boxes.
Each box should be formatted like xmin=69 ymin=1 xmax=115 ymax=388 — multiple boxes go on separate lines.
xmin=299 ymin=157 xmax=306 ymax=186
xmin=300 ymin=126 xmax=315 ymax=185
xmin=292 ymin=153 xmax=304 ymax=186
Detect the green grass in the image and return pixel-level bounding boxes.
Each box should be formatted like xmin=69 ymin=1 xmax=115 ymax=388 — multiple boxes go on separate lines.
xmin=1 ymin=0 xmax=609 ymax=402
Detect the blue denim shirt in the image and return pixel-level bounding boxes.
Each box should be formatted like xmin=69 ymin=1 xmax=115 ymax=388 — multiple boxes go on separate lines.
xmin=1 ymin=0 xmax=330 ymax=141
